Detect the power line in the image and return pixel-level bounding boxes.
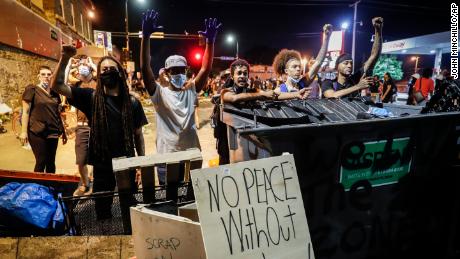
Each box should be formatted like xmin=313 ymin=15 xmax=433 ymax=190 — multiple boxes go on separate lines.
xmin=363 ymin=0 xmax=444 ymax=11
xmin=295 ymin=32 xmax=322 ymax=35
xmin=207 ymin=0 xmax=348 ymax=6
xmin=359 ymin=4 xmax=444 ymax=15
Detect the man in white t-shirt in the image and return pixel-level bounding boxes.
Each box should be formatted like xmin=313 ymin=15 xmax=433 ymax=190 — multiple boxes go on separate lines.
xmin=150 ymin=55 xmax=201 ymax=153
xmin=140 ymin=10 xmax=221 ymax=181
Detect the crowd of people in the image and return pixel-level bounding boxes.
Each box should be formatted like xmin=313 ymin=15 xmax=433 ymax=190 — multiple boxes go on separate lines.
xmin=12 ymin=9 xmax=452 ymax=216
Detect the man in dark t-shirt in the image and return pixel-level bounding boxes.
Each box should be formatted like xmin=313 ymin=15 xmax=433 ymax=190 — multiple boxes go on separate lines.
xmin=322 ymin=17 xmax=384 ymax=99
xmin=52 ymin=45 xmax=148 ymax=220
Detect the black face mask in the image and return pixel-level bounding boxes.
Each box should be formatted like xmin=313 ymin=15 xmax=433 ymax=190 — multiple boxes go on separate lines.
xmin=100 ymin=70 xmax=120 ymax=89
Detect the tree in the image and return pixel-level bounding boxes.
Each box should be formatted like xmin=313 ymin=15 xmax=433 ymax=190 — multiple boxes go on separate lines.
xmin=373 ymin=55 xmax=403 ymax=80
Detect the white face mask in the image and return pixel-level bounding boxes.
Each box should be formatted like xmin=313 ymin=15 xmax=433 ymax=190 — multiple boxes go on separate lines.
xmin=170 ymin=74 xmax=187 ymax=89
xmin=79 ymin=66 xmax=91 ymax=78
xmin=288 ymin=76 xmax=302 ymax=84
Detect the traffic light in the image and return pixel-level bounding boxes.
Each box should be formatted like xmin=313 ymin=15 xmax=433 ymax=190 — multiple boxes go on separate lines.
xmin=194 ymin=52 xmax=202 ymax=61
xmin=190 ymin=49 xmax=203 ymax=65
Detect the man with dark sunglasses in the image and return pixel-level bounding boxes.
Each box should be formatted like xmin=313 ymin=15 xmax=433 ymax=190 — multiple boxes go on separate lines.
xmin=140 ymin=10 xmax=221 ymax=182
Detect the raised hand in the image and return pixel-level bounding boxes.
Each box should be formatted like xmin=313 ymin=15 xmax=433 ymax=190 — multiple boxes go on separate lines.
xmin=62 ymin=45 xmax=76 ymax=59
xmin=198 ymin=18 xmax=222 ymax=43
xmin=372 ymin=17 xmax=384 ymax=30
xmin=323 ymin=24 xmax=333 ymax=38
xmin=142 ymin=10 xmax=162 ymax=37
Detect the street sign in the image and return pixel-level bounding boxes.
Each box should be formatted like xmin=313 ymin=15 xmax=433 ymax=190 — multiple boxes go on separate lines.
xmin=215 ymin=56 xmax=236 ymax=61
xmin=94 ymin=30 xmax=112 ymax=52
xmin=138 ymin=31 xmax=165 ymax=39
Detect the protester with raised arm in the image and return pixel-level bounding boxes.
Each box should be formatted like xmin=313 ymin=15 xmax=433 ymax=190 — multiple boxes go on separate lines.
xmin=322 ymin=17 xmax=383 ymax=99
xmin=273 ymin=24 xmax=333 ymax=96
xmin=51 ymin=45 xmax=147 ymax=220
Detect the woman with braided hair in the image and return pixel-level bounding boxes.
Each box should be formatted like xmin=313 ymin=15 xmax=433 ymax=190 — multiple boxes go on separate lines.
xmin=51 ymin=45 xmax=148 ymax=220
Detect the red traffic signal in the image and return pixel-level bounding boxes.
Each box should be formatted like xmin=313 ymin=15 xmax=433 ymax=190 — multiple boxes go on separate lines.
xmin=189 ymin=48 xmax=203 ymax=66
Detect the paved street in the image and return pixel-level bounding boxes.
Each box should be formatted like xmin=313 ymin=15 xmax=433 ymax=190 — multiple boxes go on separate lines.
xmin=0 ymin=97 xmax=218 ymax=176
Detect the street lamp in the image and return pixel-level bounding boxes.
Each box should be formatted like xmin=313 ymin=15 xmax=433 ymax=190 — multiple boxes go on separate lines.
xmin=226 ymin=34 xmax=239 ymax=59
xmin=125 ymin=0 xmax=145 ymax=52
xmin=87 ymin=10 xmax=95 ymax=19
xmin=411 ymin=56 xmax=420 ymax=74
xmin=341 ymin=19 xmax=362 ymax=72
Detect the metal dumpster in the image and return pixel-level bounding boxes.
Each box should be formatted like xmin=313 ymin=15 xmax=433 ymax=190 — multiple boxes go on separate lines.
xmin=220 ymin=98 xmax=460 ymax=259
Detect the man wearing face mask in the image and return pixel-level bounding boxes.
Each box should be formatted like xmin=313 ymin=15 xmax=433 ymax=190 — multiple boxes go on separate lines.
xmin=52 ymin=46 xmax=148 ymax=220
xmin=64 ymin=56 xmax=97 ymax=196
xmin=322 ymin=17 xmax=383 ymax=99
xmin=215 ymin=59 xmax=309 ymax=165
xmin=141 ymin=10 xmax=221 ymax=178
xmin=273 ymin=24 xmax=332 ymax=97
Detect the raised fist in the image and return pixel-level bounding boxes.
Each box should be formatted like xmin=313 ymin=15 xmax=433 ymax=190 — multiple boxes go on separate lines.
xmin=372 ymin=17 xmax=383 ymax=30
xmin=62 ymin=45 xmax=76 ymax=58
xmin=323 ymin=24 xmax=333 ymax=37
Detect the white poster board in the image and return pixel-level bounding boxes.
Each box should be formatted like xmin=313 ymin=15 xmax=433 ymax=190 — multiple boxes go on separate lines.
xmin=327 ymin=31 xmax=344 ymax=52
xmin=191 ymin=154 xmax=315 ymax=259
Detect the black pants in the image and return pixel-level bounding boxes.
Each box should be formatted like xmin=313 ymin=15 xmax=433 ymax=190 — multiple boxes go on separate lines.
xmin=93 ymin=164 xmax=137 ymax=221
xmin=28 ymin=132 xmax=58 ymax=173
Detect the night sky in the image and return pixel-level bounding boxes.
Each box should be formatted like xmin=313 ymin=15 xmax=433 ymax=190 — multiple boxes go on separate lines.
xmin=91 ymin=0 xmax=451 ymax=77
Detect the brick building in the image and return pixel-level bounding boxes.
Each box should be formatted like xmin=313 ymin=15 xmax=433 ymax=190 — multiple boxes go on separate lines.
xmin=0 ymin=0 xmax=94 ymax=105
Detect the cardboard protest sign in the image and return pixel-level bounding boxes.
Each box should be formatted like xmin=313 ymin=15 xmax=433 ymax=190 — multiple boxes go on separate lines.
xmin=130 ymin=205 xmax=206 ymax=259
xmin=191 ymin=154 xmax=314 ymax=259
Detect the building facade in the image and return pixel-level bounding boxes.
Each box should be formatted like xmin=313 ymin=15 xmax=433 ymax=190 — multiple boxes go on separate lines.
xmin=0 ymin=0 xmax=94 ymax=105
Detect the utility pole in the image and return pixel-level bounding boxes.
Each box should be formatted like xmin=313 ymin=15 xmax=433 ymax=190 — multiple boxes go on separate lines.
xmin=125 ymin=0 xmax=129 ymax=52
xmin=350 ymin=0 xmax=361 ymax=73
